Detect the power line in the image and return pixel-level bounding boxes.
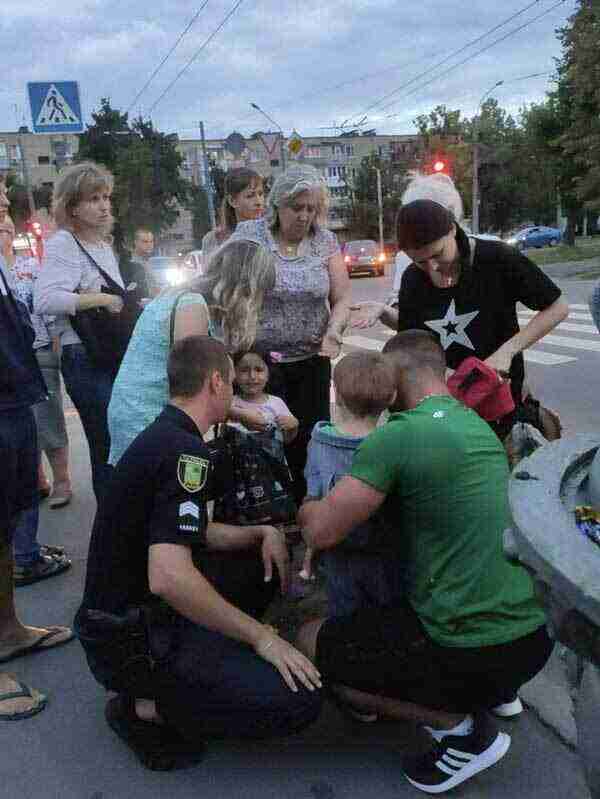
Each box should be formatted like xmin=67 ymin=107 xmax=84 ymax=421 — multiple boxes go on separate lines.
xmin=344 ymin=0 xmax=549 ymax=126
xmin=148 ymin=0 xmax=247 ymax=115
xmin=126 ymin=2 xmax=210 ymax=116
xmin=383 ymin=0 xmax=567 ymax=117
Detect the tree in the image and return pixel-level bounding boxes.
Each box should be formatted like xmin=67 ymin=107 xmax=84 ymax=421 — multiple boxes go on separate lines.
xmin=557 ymin=1 xmax=600 ymax=213
xmin=187 ymin=184 xmax=211 ymax=248
xmin=77 ymin=99 xmax=191 ymax=253
xmin=341 ymin=153 xmax=407 ymax=241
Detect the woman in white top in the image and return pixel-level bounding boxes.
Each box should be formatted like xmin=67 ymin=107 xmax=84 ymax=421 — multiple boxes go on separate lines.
xmin=34 ymin=162 xmax=125 ymax=501
xmin=201 ymin=167 xmax=264 ymax=266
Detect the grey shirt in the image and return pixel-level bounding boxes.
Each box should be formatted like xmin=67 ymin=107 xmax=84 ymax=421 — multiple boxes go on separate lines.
xmin=34 ymin=229 xmax=123 ymax=346
xmin=232 ymin=218 xmax=339 ymax=360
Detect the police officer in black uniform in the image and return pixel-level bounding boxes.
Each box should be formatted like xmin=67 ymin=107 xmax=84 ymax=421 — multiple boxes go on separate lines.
xmin=76 ymin=335 xmax=322 ymax=769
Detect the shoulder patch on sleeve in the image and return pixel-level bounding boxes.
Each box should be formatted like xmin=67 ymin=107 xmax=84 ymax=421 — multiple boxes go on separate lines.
xmin=177 ymin=454 xmax=209 ymax=493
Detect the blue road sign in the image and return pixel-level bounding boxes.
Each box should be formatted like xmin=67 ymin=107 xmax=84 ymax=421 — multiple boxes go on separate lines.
xmin=27 ymin=82 xmax=84 ymax=134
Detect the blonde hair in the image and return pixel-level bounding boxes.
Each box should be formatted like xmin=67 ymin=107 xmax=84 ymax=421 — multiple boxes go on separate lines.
xmin=334 ymin=352 xmax=396 ymax=417
xmin=184 ymin=239 xmax=276 ymax=353
xmin=266 ymin=165 xmax=329 ymax=233
xmin=52 ymin=161 xmax=114 ymax=231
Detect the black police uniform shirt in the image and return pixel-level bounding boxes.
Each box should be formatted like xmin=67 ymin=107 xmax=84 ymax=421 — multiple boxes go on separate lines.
xmin=396 ymin=237 xmax=561 ymax=404
xmin=79 ymin=404 xmax=212 ymax=617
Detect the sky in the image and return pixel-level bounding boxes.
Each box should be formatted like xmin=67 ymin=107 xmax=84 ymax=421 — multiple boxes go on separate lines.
xmin=0 ymin=0 xmax=579 ymax=142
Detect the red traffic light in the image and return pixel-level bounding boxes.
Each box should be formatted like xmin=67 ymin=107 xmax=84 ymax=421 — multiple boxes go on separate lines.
xmin=433 ymin=160 xmax=446 ymax=173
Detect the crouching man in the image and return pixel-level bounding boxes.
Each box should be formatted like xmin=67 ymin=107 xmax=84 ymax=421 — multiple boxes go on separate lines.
xmin=75 ymin=336 xmax=322 ymax=770
xmin=297 ymin=330 xmax=552 ymax=794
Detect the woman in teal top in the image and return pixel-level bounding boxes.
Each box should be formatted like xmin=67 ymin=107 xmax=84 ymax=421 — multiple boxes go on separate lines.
xmin=107 ymin=238 xmax=276 ymax=465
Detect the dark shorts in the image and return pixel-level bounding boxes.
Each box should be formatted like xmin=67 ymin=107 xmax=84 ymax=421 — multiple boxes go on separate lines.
xmin=316 ymin=601 xmax=553 ymax=714
xmin=0 ymin=407 xmax=38 ymax=548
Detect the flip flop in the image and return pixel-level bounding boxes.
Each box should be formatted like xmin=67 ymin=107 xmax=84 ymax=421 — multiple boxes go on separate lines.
xmin=0 ymin=675 xmax=48 ymax=721
xmin=105 ymin=695 xmax=205 ymax=771
xmin=0 ymin=626 xmax=75 ymax=664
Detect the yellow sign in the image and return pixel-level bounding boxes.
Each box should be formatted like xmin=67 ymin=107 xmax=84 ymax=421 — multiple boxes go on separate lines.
xmin=288 ymin=131 xmax=303 ymax=156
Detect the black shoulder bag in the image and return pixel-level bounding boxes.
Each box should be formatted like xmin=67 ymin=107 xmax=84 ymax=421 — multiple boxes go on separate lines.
xmin=69 ymin=236 xmax=143 ymax=377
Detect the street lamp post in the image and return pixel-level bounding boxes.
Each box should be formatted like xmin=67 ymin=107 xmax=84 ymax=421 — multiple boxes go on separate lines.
xmin=250 ymin=103 xmax=286 ymax=172
xmin=471 ymin=80 xmax=504 ymax=235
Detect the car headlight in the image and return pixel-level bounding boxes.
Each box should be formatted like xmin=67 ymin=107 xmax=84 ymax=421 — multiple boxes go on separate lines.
xmin=506 ymin=238 xmax=517 ymax=245
xmin=166 ymin=268 xmax=185 ymax=286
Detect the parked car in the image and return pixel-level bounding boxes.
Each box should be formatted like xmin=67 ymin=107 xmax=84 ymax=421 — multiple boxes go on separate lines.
xmin=148 ymin=255 xmax=187 ymax=288
xmin=343 ymin=240 xmax=386 ymax=277
xmin=506 ymin=226 xmax=562 ymax=250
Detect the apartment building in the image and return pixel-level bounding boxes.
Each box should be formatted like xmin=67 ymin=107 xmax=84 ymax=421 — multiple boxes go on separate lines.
xmin=175 ymin=131 xmax=421 ymax=246
xmin=0 ymin=128 xmax=79 ymax=190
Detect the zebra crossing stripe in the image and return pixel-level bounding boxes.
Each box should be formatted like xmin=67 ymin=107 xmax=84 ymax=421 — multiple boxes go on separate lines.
xmin=541 ymin=333 xmax=600 ymax=352
xmin=519 ymin=308 xmax=593 ymax=322
xmin=518 ymin=317 xmax=598 ymax=335
xmin=524 ymin=351 xmax=576 ymax=365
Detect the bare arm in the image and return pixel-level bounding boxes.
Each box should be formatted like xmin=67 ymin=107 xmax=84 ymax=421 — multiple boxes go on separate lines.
xmin=172 ymin=300 xmax=209 ymax=343
xmin=298 ymin=475 xmax=386 ymax=551
xmin=206 ymin=522 xmax=289 ymax=591
xmin=485 ymin=298 xmax=569 ymax=374
xmin=320 ymin=251 xmax=351 ymax=358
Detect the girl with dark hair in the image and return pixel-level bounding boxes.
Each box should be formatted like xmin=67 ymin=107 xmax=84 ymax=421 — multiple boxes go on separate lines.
xmin=201 ymin=168 xmax=264 ymax=265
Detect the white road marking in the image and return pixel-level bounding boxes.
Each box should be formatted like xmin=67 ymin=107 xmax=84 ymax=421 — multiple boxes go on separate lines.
xmin=537 ymin=334 xmax=600 ymax=352
xmin=519 ymin=308 xmax=593 ymax=322
xmin=518 ymin=317 xmax=598 ymax=335
xmin=524 ymin=351 xmax=577 ymax=365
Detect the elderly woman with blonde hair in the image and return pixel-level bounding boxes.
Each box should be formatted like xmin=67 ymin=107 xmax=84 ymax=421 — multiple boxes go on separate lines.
xmin=34 ymin=161 xmax=125 ymax=500
xmin=230 ymin=164 xmax=351 ymax=502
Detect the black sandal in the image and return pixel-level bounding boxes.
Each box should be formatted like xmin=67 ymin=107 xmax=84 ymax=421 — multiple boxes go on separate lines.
xmin=105 ymin=695 xmax=205 ymax=771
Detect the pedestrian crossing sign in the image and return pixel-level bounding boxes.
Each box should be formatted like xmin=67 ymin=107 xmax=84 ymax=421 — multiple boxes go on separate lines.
xmin=27 ymin=82 xmax=84 ymax=134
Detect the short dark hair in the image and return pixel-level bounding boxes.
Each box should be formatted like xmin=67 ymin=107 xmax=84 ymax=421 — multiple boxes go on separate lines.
xmin=333 ymin=352 xmax=396 ymax=417
xmin=168 ymin=335 xmax=231 ymax=398
xmin=382 ymin=330 xmax=446 ymax=380
xmin=396 ymin=199 xmax=454 ymax=251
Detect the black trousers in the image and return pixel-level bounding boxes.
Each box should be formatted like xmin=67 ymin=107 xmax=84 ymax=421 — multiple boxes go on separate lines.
xmin=78 ymin=549 xmax=323 ymax=741
xmin=277 ymin=355 xmax=331 ymax=504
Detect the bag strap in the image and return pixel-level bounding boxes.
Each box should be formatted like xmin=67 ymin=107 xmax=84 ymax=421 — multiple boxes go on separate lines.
xmin=72 ymin=234 xmax=124 ymax=296
xmin=168 ymin=289 xmax=209 ymax=349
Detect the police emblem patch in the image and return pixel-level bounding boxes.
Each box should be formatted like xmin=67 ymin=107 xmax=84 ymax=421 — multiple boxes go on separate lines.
xmin=177 ymin=454 xmax=209 ymax=493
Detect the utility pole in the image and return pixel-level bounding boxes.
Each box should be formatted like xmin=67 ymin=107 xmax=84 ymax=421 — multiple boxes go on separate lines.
xmin=199 ymin=121 xmax=216 ymax=228
xmin=17 ymin=133 xmax=36 ymax=219
xmin=375 ymin=167 xmax=384 ymax=256
xmin=471 ymin=140 xmax=479 ymax=235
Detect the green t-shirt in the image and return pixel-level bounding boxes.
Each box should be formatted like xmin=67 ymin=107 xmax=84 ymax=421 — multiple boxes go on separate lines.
xmin=351 ymin=396 xmax=545 ymax=648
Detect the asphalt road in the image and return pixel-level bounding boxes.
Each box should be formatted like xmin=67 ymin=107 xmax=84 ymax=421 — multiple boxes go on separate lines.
xmin=5 ymin=272 xmax=597 ymax=799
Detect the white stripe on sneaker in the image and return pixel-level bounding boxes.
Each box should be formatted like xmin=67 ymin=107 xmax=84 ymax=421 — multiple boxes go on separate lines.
xmin=446 ymin=747 xmax=476 ymax=761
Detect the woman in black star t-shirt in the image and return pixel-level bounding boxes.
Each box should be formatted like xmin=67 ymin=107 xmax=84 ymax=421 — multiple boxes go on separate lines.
xmin=354 ymin=200 xmax=568 ymax=433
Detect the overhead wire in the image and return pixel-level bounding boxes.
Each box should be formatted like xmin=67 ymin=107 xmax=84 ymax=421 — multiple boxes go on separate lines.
xmin=382 ymin=0 xmax=568 ymax=118
xmin=126 ymin=1 xmax=210 ymax=115
xmin=147 ymin=0 xmax=247 ymax=115
xmin=343 ymin=0 xmax=553 ymax=126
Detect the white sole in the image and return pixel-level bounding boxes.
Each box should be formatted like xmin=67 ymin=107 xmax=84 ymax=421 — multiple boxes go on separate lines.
xmin=492 ymin=698 xmax=523 ymax=718
xmin=405 ymin=731 xmax=511 ymax=794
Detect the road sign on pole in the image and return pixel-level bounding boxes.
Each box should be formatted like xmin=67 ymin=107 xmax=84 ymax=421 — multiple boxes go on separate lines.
xmin=27 ymin=82 xmax=84 ymax=134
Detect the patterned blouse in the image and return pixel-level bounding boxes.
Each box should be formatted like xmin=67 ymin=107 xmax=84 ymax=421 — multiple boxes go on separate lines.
xmin=232 ymin=218 xmax=340 ymax=360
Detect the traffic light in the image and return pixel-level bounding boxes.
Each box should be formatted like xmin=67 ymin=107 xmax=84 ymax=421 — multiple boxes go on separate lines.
xmin=429 ymin=153 xmax=453 ymax=176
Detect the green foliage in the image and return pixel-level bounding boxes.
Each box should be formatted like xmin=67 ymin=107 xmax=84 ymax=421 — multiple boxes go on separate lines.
xmin=187 ymin=183 xmax=211 ymax=248
xmin=77 ymin=99 xmax=191 ymax=253
xmin=342 ymin=153 xmax=408 ymax=241
xmin=558 ymin=1 xmax=600 ymax=210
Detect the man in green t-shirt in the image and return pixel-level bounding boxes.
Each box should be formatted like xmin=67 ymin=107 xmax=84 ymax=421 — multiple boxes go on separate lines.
xmin=297 ymin=329 xmax=552 ymax=795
